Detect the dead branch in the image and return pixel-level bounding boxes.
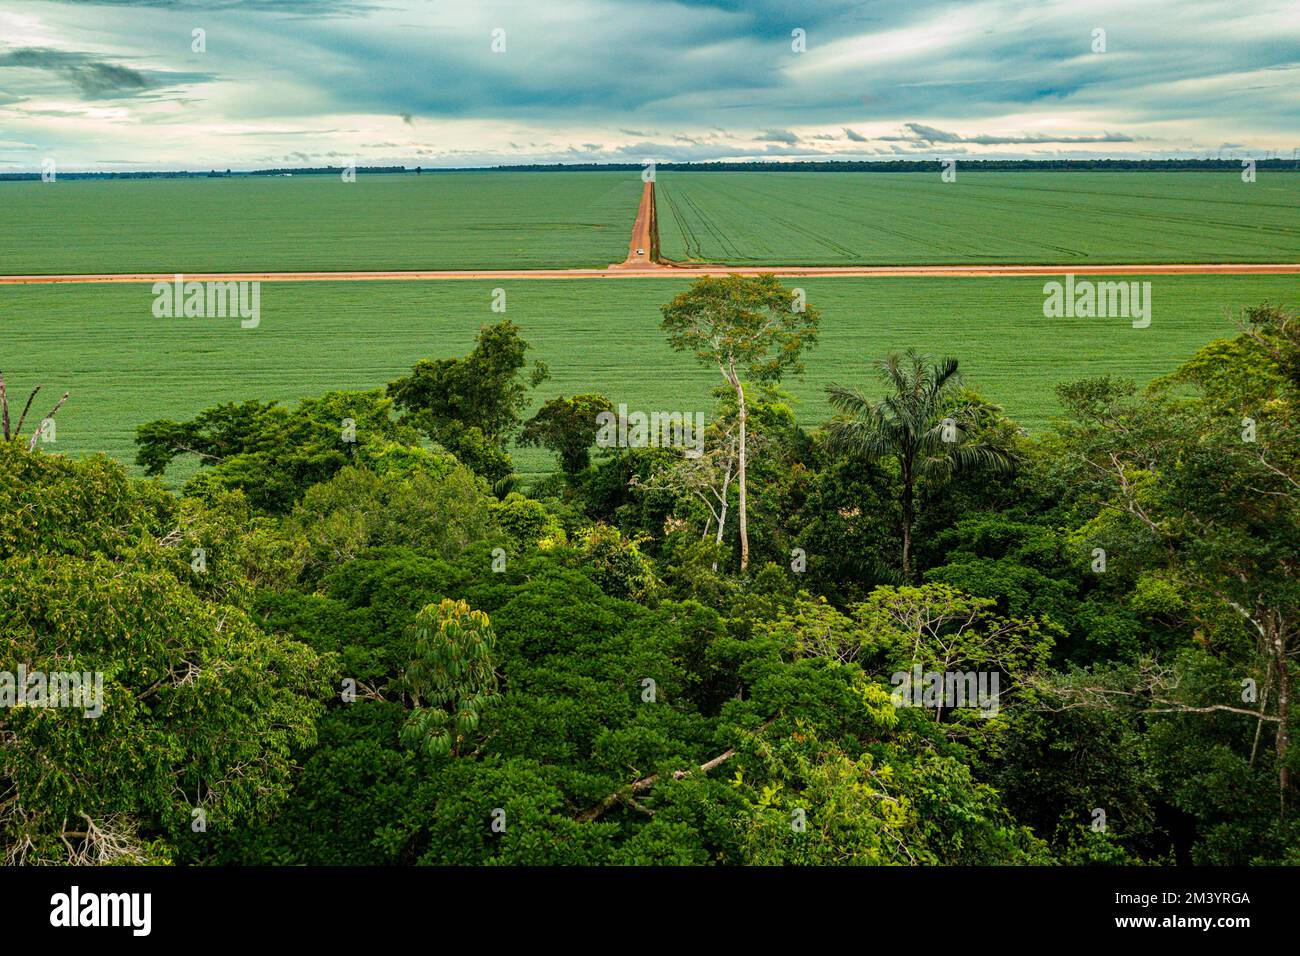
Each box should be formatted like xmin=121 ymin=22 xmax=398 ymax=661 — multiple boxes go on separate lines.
xmin=26 ymin=391 xmax=69 ymax=451
xmin=576 ymin=718 xmax=776 ymax=823
xmin=12 ymin=383 xmax=40 ymax=440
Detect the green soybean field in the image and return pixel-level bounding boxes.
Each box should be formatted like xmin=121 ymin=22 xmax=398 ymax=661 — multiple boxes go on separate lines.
xmin=656 ymin=171 xmax=1300 ymax=266
xmin=3 ymin=274 xmax=1291 ymax=479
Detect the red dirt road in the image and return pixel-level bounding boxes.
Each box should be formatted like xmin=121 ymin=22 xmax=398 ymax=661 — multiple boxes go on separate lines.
xmin=2 ymin=263 xmax=1299 ymax=284
xmin=608 ymin=179 xmax=659 ymax=269
xmin=3 ymin=182 xmax=1299 ymax=283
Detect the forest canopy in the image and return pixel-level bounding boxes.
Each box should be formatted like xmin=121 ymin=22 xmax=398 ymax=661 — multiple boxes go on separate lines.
xmin=2 ymin=287 xmax=1296 ymax=867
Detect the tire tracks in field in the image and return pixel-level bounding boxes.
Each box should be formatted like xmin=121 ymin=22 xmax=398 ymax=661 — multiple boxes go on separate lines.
xmin=713 ymin=177 xmax=860 ymax=259
xmin=657 ymin=181 xmax=703 ymax=260
xmin=681 ymin=190 xmax=747 ymax=261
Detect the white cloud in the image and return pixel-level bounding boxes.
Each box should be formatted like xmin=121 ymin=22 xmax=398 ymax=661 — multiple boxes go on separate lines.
xmin=1 ymin=0 xmax=1297 ymax=169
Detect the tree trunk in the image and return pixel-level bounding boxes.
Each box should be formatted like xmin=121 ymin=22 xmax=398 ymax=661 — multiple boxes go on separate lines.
xmin=735 ymin=375 xmax=748 ymax=573
xmin=1274 ymin=626 xmax=1291 ymax=819
xmin=1250 ymin=679 xmax=1271 ymax=768
xmin=713 ymin=495 xmax=728 ymax=572
xmin=900 ymin=463 xmax=914 ymax=584
xmin=0 ymin=372 xmax=9 ymax=441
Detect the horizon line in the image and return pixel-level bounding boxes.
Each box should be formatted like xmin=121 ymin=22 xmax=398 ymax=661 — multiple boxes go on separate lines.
xmin=4 ymin=156 xmax=1300 ymax=179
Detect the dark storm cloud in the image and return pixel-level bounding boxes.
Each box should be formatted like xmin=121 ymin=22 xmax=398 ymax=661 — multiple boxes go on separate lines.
xmin=0 ymin=47 xmax=213 ymax=100
xmin=754 ymin=128 xmax=799 ymax=144
xmin=889 ymin=122 xmax=1137 ymax=146
xmin=0 ymin=48 xmax=148 ymax=96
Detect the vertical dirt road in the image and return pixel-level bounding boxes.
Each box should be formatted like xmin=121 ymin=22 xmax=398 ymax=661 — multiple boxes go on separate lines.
xmin=2 ymin=177 xmax=1299 ymax=282
xmin=610 ymin=179 xmax=662 ymax=269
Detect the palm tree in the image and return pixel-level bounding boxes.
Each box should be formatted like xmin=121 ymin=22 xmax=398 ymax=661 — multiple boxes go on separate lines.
xmin=824 ymin=349 xmax=1014 ymax=582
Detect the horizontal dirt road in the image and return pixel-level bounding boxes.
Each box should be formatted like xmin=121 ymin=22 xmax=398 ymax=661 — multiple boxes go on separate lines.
xmin=8 ymin=179 xmax=1299 ymax=284
xmin=2 ymin=263 xmax=1299 ymax=285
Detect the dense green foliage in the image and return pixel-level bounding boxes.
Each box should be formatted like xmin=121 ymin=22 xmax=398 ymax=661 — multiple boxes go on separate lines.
xmin=386 ymin=319 xmax=549 ymax=484
xmin=2 ymin=287 xmax=1296 ymax=866
xmin=521 ymin=394 xmax=615 ymax=477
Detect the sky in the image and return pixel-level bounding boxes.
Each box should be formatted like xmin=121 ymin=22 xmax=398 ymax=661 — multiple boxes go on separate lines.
xmin=0 ymin=0 xmax=1298 ymax=171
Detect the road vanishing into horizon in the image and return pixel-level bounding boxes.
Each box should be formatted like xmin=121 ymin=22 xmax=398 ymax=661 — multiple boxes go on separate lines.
xmin=4 ymin=179 xmax=1299 ymax=283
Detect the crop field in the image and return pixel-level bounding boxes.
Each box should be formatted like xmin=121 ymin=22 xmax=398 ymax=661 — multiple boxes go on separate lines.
xmin=3 ymin=275 xmax=1290 ymax=480
xmin=656 ymin=172 xmax=1300 ymax=266
xmin=0 ymin=172 xmax=641 ymax=274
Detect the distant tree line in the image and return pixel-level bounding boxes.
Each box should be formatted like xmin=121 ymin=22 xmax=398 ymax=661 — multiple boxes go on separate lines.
xmin=3 ymin=158 xmax=1297 ymax=181
xmin=502 ymin=158 xmax=1300 ymax=173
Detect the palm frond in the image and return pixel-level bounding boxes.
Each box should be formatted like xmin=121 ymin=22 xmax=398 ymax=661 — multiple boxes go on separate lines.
xmin=826 ymin=383 xmax=874 ymax=416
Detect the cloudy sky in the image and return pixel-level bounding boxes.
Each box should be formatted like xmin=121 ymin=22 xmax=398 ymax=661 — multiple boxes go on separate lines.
xmin=1 ymin=0 xmax=1298 ymax=171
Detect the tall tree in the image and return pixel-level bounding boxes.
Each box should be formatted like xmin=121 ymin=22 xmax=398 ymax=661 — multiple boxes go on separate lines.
xmin=387 ymin=320 xmax=549 ymax=484
xmin=387 ymin=319 xmax=548 ymax=442
xmin=660 ymin=275 xmax=818 ymax=572
xmin=824 ymin=349 xmax=1014 ymax=582
xmin=519 ymin=393 xmax=614 ymax=477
